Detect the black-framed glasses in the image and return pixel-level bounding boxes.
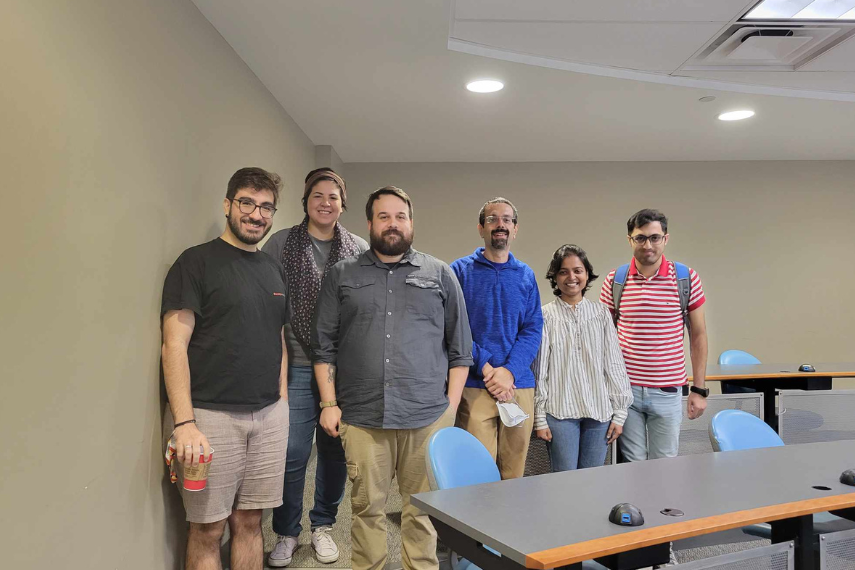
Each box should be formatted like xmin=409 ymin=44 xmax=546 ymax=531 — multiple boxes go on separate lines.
xmin=484 ymin=215 xmax=517 ymax=225
xmin=630 ymin=234 xmax=665 ymax=245
xmin=231 ymin=198 xmax=277 ymax=219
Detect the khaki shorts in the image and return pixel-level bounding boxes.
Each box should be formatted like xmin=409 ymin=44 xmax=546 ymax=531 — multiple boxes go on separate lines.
xmin=163 ymin=399 xmax=289 ymax=523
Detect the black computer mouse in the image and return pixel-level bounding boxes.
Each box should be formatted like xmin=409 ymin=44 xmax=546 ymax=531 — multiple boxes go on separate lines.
xmin=841 ymin=470 xmax=855 ymax=486
xmin=798 ymin=364 xmax=816 ymax=372
xmin=609 ymin=503 xmax=644 ymax=526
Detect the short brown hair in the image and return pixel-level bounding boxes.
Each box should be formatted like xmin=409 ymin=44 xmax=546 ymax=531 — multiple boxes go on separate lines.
xmin=365 ymin=186 xmax=413 ymax=220
xmin=302 ymin=169 xmax=348 ymax=214
xmin=227 ymin=167 xmax=282 ymax=206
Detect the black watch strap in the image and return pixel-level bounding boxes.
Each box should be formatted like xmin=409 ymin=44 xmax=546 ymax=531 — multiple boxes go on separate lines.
xmin=690 ymin=386 xmax=709 ymax=398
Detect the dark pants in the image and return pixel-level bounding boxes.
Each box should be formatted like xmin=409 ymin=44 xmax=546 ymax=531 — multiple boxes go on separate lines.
xmin=271 ymin=365 xmax=347 ymax=537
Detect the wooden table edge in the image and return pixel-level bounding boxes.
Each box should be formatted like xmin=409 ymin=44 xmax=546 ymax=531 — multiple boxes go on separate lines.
xmin=692 ymin=371 xmax=855 ymax=381
xmin=524 ymin=492 xmax=855 ymax=569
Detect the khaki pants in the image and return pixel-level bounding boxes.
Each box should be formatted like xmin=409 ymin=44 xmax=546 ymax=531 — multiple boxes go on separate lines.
xmin=339 ymin=406 xmax=455 ymax=570
xmin=456 ymin=387 xmax=534 ymax=480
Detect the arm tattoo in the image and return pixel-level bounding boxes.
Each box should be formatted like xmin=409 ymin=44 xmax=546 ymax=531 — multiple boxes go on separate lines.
xmin=328 ymin=364 xmax=336 ymax=385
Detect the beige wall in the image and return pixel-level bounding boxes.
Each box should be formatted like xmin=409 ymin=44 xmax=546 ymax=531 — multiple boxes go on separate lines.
xmin=0 ymin=1 xmax=314 ymax=568
xmin=344 ymin=161 xmax=855 ymax=389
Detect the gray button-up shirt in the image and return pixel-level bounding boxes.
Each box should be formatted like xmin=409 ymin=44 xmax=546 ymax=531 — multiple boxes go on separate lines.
xmin=312 ymin=248 xmax=474 ymax=429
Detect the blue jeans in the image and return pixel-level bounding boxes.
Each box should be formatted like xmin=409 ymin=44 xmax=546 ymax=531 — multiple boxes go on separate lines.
xmin=271 ymin=365 xmax=347 ymax=536
xmin=545 ymin=415 xmax=610 ymax=471
xmin=619 ymin=385 xmax=682 ymax=461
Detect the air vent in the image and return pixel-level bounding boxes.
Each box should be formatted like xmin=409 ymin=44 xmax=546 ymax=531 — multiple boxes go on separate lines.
xmin=681 ymin=24 xmax=855 ymax=71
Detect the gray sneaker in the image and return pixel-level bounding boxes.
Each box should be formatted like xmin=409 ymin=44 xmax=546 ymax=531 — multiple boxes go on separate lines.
xmin=311 ymin=526 xmax=340 ymax=563
xmin=268 ymin=535 xmax=298 ymax=567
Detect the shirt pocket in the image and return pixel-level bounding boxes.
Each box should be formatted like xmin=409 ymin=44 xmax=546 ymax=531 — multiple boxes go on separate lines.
xmin=340 ymin=277 xmax=378 ymax=320
xmin=404 ymin=275 xmax=443 ymax=325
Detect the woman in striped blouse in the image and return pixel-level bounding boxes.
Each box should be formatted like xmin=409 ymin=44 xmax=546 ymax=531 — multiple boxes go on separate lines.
xmin=534 ymin=244 xmax=633 ymax=471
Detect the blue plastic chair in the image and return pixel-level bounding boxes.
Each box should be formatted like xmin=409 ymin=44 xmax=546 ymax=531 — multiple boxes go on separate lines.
xmin=709 ymin=409 xmax=784 ymax=452
xmin=718 ymin=349 xmax=762 ymax=365
xmin=426 ymin=427 xmax=500 ymax=570
xmin=426 ymin=428 xmax=609 ymax=570
xmin=709 ymin=410 xmax=846 ymax=538
xmin=719 ymin=349 xmax=761 ymax=393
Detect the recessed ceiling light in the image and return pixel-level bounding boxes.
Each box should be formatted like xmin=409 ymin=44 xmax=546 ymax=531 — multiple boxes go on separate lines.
xmin=718 ymin=110 xmax=755 ymax=121
xmin=466 ymin=80 xmax=504 ymax=93
xmin=744 ymin=0 xmax=855 ymax=20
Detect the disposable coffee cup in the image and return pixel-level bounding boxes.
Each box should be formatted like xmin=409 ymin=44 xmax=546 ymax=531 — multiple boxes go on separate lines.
xmin=182 ymin=449 xmax=214 ymax=492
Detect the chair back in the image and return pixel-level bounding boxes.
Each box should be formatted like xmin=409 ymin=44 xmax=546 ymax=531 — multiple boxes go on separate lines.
xmin=709 ymin=409 xmax=784 ymax=452
xmin=718 ymin=350 xmax=761 ymax=365
xmin=426 ymin=427 xmax=500 ymax=491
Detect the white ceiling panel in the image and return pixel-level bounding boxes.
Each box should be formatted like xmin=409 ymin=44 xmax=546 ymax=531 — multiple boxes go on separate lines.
xmin=679 ymin=70 xmax=855 ymax=91
xmin=452 ymin=21 xmax=725 ymax=72
xmin=453 ymin=0 xmax=754 ymax=23
xmin=800 ymin=34 xmax=855 ymax=70
xmin=190 ymin=0 xmax=855 ymax=162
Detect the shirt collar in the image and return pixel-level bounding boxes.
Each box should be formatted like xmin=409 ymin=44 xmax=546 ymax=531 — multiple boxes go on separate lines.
xmin=361 ymin=248 xmax=422 ymax=267
xmin=474 ymin=247 xmax=518 ymax=269
xmin=628 ymin=255 xmax=669 ymax=278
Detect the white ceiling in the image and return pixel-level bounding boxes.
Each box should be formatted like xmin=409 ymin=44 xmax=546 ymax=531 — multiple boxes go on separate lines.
xmin=191 ymin=0 xmax=855 ymax=162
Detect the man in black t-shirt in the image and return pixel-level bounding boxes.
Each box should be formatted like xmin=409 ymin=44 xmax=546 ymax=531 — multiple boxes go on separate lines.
xmin=161 ymin=167 xmax=290 ymax=570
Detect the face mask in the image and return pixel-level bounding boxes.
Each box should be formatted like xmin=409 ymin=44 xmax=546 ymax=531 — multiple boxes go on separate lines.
xmin=496 ymin=399 xmax=530 ymax=427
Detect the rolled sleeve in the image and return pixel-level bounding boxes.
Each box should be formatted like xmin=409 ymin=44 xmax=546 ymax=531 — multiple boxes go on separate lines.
xmin=310 ymin=265 xmax=341 ymax=365
xmin=441 ymin=266 xmax=474 ymax=369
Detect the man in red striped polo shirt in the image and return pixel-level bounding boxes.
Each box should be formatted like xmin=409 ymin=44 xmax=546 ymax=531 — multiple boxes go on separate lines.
xmin=599 ymin=209 xmax=708 ymax=462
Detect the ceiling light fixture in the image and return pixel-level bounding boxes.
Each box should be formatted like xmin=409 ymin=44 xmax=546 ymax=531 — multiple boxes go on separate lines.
xmin=718 ymin=110 xmax=756 ymax=121
xmin=744 ymin=0 xmax=855 ymax=21
xmin=466 ymin=80 xmax=504 ymax=93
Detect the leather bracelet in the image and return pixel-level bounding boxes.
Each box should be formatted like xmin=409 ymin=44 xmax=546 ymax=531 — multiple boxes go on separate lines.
xmin=173 ymin=419 xmax=196 ymax=429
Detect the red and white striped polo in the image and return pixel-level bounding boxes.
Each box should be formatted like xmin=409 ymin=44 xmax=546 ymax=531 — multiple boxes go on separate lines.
xmin=599 ymin=256 xmax=705 ymax=387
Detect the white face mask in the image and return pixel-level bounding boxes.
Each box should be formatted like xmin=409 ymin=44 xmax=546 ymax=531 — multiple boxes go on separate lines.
xmin=496 ymin=400 xmax=530 ymax=427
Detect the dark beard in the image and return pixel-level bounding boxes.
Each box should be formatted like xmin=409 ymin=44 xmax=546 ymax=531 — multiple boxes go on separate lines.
xmin=490 ymin=230 xmax=509 ymax=250
xmin=228 ymin=213 xmax=270 ymax=245
xmin=371 ymin=228 xmax=413 ymax=257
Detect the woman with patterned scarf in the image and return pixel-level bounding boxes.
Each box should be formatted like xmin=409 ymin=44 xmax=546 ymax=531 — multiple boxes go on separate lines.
xmin=262 ymin=168 xmax=368 ymax=567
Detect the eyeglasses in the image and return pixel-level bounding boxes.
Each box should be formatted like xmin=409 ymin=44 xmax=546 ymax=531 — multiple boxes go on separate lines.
xmin=630 ymin=234 xmax=665 ymax=245
xmin=484 ymin=215 xmax=517 ymax=225
xmin=231 ymin=198 xmax=277 ymax=219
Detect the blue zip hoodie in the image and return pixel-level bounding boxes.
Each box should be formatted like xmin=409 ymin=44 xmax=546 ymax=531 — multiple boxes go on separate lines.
xmin=450 ymin=248 xmax=543 ymax=389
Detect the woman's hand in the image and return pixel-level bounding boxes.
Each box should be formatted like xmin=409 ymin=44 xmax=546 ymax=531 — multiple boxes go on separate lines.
xmin=606 ymin=422 xmax=623 ymax=444
xmin=536 ymin=427 xmax=552 ymax=442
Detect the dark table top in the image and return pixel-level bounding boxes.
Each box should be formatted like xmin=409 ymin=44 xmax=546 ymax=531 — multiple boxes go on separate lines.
xmin=692 ymin=362 xmax=855 ymax=382
xmin=412 ymin=440 xmax=855 ymax=569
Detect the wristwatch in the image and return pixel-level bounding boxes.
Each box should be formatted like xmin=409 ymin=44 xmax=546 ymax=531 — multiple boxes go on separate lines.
xmin=689 ymin=386 xmax=709 ymax=398
xmin=319 ymin=400 xmax=338 ymax=409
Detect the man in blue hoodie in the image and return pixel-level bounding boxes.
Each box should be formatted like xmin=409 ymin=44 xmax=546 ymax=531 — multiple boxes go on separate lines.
xmin=451 ymin=198 xmax=543 ymax=479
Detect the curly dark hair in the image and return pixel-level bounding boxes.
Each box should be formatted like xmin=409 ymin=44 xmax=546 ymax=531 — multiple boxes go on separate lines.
xmin=545 ymin=244 xmax=599 ymax=297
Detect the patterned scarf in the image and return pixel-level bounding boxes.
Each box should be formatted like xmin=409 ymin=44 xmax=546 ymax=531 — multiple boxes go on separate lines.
xmin=282 ymin=216 xmax=360 ymax=347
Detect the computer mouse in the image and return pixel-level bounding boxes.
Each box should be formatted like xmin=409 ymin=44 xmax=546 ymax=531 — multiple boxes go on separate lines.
xmin=798 ymin=364 xmax=816 ymax=372
xmin=841 ymin=470 xmax=855 ymax=486
xmin=609 ymin=503 xmax=644 ymax=526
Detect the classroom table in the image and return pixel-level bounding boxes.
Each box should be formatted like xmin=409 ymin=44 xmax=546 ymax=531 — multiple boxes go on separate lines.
xmin=412 ymin=440 xmax=855 ymax=570
xmin=691 ymin=362 xmax=855 ymax=431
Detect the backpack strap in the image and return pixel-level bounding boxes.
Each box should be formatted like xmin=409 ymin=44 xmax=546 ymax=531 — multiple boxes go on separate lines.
xmin=611 ymin=263 xmax=630 ymax=326
xmin=673 ymin=261 xmax=692 ymax=334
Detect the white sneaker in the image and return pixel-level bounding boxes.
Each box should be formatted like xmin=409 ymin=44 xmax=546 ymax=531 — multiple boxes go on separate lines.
xmin=268 ymin=535 xmax=298 ymax=567
xmin=311 ymin=526 xmax=340 ymax=563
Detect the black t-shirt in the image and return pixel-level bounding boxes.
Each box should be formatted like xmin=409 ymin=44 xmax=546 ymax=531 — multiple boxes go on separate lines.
xmin=161 ymin=238 xmax=289 ymax=411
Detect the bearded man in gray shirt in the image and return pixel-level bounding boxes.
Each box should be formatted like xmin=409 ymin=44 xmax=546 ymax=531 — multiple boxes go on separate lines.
xmin=312 ymin=186 xmax=473 ymax=570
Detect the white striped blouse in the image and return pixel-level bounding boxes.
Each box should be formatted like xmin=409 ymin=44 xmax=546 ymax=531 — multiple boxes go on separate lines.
xmin=533 ymin=297 xmax=633 ymax=430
